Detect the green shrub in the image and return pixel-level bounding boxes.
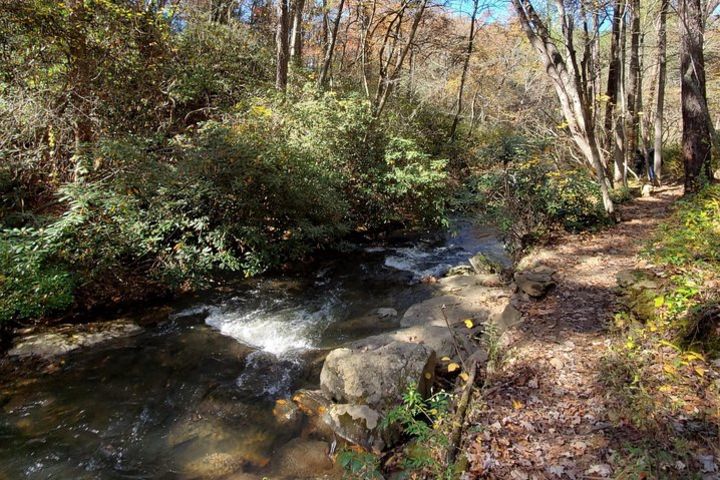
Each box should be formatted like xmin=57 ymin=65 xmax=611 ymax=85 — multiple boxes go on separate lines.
xmin=475 ymin=159 xmax=609 ymax=251
xmin=0 ymin=90 xmax=451 ymax=321
xmin=0 ymin=231 xmax=74 ymax=323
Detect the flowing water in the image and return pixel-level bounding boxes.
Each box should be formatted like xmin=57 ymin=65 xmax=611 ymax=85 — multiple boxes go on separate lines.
xmin=0 ymin=221 xmax=508 ymax=479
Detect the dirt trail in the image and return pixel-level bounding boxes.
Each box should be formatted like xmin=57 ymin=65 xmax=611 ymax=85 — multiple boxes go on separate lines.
xmin=464 ymin=186 xmax=686 ymax=479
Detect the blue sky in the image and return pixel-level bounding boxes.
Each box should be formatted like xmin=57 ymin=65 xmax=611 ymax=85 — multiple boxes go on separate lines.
xmin=446 ymin=0 xmax=513 ymax=23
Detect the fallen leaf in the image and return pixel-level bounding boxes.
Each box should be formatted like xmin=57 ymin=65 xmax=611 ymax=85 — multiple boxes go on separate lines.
xmin=585 ymin=464 xmax=612 ymax=477
xmin=448 ymin=362 xmax=460 ymax=372
xmin=459 ymin=372 xmax=469 ymax=382
xmin=512 ymin=399 xmax=524 ymax=410
xmin=464 ymin=319 xmax=474 ymax=328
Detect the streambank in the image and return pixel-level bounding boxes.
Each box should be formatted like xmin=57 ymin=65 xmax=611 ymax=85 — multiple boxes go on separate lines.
xmin=0 ymin=219 xmax=516 ymax=479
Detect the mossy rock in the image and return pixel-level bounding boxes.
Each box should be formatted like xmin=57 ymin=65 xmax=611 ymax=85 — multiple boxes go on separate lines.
xmin=616 ymin=269 xmax=662 ymax=322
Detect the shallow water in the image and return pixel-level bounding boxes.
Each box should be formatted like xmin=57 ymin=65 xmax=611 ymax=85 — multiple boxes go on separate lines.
xmin=0 ymin=220 xmax=507 ymax=479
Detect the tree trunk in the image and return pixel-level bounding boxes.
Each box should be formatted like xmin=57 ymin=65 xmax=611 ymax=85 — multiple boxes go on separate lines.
xmin=372 ymin=0 xmax=428 ymax=119
xmin=275 ymin=0 xmax=290 ymax=91
xmin=316 ymin=0 xmax=345 ymax=89
xmin=290 ymin=0 xmax=305 ymax=66
xmin=68 ymin=0 xmax=93 ymax=162
xmin=511 ymin=0 xmax=614 ymax=215
xmin=604 ymin=0 xmax=624 ymax=146
xmin=653 ymin=0 xmax=668 ymax=185
xmin=679 ymin=0 xmax=711 ymax=193
xmin=449 ymin=0 xmax=480 ymax=142
xmin=624 ymin=0 xmax=641 ymax=182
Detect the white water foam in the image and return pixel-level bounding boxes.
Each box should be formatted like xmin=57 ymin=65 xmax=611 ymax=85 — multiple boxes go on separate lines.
xmin=383 ymin=246 xmax=455 ymax=280
xmin=204 ymin=295 xmax=339 ymax=356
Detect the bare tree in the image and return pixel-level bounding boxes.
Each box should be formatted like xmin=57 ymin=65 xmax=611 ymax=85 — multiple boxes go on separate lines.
xmin=449 ymin=0 xmax=481 ymax=141
xmin=316 ymin=0 xmax=345 ymax=89
xmin=511 ymin=0 xmax=614 ymax=214
xmin=372 ymin=0 xmax=429 ymax=118
xmin=624 ymin=0 xmax=641 ymax=182
xmin=653 ymin=0 xmax=668 ymax=185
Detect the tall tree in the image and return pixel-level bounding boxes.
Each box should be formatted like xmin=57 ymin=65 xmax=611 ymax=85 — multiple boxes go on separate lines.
xmin=510 ymin=0 xmax=614 ymax=214
xmin=653 ymin=0 xmax=668 ymax=185
xmin=624 ymin=0 xmax=641 ymax=182
xmin=276 ymin=0 xmax=290 ymax=91
xmin=604 ymin=0 xmax=626 ymax=185
xmin=678 ymin=0 xmax=711 ymax=192
xmin=290 ymin=0 xmax=305 ymax=66
xmin=449 ymin=0 xmax=481 ymax=141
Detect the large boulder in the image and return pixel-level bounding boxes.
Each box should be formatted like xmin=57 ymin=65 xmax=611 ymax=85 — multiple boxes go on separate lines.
xmin=320 ymin=341 xmax=436 ymax=410
xmin=351 ymin=324 xmax=469 ymax=360
xmin=400 ymin=295 xmax=491 ymax=327
xmin=8 ymin=320 xmax=142 ymax=359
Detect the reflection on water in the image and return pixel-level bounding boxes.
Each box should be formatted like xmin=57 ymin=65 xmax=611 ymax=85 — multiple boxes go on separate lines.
xmin=0 ymin=220 xmax=507 ymax=479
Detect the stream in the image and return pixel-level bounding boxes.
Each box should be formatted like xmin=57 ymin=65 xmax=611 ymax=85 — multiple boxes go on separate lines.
xmin=0 ymin=220 xmax=509 ymax=479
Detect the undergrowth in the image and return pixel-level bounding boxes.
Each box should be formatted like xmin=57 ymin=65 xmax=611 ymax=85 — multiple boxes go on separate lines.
xmin=601 ymin=185 xmax=720 ymax=478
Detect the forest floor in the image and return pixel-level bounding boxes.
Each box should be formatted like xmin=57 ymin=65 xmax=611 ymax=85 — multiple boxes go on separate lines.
xmin=463 ymin=185 xmax=720 ymax=479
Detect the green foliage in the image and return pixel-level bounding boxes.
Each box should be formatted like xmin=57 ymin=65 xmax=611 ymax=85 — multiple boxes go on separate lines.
xmin=384 ymin=387 xmax=455 ymax=478
xmin=339 ymin=387 xmax=457 ymax=479
xmin=337 ymin=449 xmax=384 ymax=480
xmin=0 ymin=230 xmax=74 ymax=323
xmin=474 ymin=159 xmax=609 ymax=252
xmin=169 ymin=19 xmax=273 ymax=109
xmin=0 ymin=89 xmax=450 ymax=321
xmin=646 ymin=185 xmax=720 ymax=272
xmin=641 ymin=185 xmax=720 ymax=352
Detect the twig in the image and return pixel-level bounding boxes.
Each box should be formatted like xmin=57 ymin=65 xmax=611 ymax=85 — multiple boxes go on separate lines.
xmin=441 ymin=305 xmax=467 ymax=371
xmin=446 ymin=359 xmax=477 ymax=465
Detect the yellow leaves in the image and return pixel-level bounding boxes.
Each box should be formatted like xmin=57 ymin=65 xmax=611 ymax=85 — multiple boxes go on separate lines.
xmin=512 ymin=399 xmax=524 ymax=410
xmin=424 ymin=372 xmax=432 ymax=380
xmin=659 ymin=339 xmax=681 ymax=352
xmin=659 ymin=384 xmax=673 ymax=393
xmin=693 ymin=366 xmax=706 ymax=377
xmin=447 ymin=362 xmax=460 ymax=373
xmin=463 ymin=319 xmax=474 ymax=328
xmin=250 ymin=105 xmax=272 ymax=117
xmin=663 ymin=363 xmax=677 ymax=375
xmin=459 ymin=372 xmax=469 ymax=382
xmin=441 ymin=356 xmax=451 ymax=362
xmin=683 ymin=351 xmax=705 ymax=362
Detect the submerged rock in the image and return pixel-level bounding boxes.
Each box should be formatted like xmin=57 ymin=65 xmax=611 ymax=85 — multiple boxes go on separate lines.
xmin=376 ymin=308 xmax=398 ymax=318
xmin=8 ymin=320 xmax=142 ymax=359
xmin=320 ymin=341 xmax=436 ymax=410
xmin=270 ymin=438 xmax=341 ymax=479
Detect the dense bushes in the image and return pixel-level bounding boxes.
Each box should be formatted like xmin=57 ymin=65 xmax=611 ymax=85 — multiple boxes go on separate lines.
xmin=473 ymin=158 xmax=609 ymax=252
xmin=0 ymin=92 xmax=449 ymax=323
